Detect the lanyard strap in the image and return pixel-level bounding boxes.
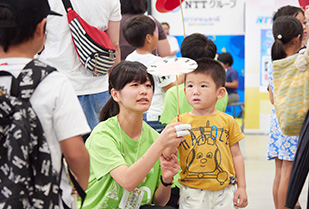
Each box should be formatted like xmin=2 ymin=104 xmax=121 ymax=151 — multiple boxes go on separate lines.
xmin=117 ymin=120 xmax=143 ymax=163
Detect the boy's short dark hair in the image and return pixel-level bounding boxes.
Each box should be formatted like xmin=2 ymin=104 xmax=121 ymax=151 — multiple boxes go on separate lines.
xmin=122 ymin=15 xmax=156 ymax=48
xmin=181 ymin=33 xmax=217 ymax=60
xmin=185 ymin=58 xmax=226 ymax=89
xmin=0 ymin=7 xmax=37 ymax=52
xmin=0 ymin=0 xmax=60 ymax=52
xmin=217 ymin=52 xmax=233 ymax=66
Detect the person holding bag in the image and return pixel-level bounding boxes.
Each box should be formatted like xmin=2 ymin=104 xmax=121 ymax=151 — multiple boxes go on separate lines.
xmin=38 ymin=0 xmax=121 ymax=137
xmin=267 ymin=15 xmax=304 ymax=209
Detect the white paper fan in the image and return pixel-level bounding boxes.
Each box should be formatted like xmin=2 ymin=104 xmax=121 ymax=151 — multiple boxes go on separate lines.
xmin=147 ymin=57 xmax=197 ymax=76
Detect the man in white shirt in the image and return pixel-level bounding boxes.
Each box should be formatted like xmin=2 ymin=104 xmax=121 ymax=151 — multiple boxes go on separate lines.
xmin=39 ymin=0 xmax=121 ymax=136
xmin=0 ymin=0 xmax=90 ymax=207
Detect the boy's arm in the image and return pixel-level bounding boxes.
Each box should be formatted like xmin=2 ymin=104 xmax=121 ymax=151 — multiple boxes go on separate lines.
xmin=225 ymin=79 xmax=239 ymax=89
xmin=162 ymin=82 xmax=175 ymax=92
xmin=60 ymin=135 xmax=90 ymax=191
xmin=230 ymin=142 xmax=248 ymax=208
xmin=161 ymin=74 xmax=184 ymax=92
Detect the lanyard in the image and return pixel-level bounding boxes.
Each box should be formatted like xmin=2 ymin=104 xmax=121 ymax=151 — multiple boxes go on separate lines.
xmin=117 ymin=120 xmax=143 ymax=163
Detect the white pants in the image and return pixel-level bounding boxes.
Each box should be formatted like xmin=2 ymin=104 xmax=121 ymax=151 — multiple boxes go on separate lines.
xmin=179 ymin=184 xmax=237 ymax=209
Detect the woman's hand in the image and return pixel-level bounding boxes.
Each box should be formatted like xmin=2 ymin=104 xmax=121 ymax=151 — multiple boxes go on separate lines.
xmin=153 ymin=154 xmax=179 ymax=206
xmin=160 ymin=153 xmax=179 ymax=182
xmin=158 ymin=122 xmax=190 ymax=152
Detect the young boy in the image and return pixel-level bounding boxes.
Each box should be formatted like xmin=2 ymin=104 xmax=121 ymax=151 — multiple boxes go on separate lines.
xmin=172 ymin=58 xmax=248 ymax=209
xmin=123 ymin=15 xmax=175 ymax=132
xmin=0 ymin=0 xmax=90 ymax=208
xmin=160 ymin=33 xmax=229 ymax=126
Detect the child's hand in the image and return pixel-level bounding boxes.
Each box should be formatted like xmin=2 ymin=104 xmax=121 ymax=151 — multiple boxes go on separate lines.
xmin=160 ymin=153 xmax=179 ymax=181
xmin=233 ymin=187 xmax=248 ymax=208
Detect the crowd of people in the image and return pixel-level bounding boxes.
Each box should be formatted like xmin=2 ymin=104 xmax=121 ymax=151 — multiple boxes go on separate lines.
xmin=0 ymin=0 xmax=308 ymax=209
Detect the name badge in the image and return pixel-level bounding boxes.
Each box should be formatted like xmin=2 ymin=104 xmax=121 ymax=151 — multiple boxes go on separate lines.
xmin=119 ymin=188 xmax=145 ymax=209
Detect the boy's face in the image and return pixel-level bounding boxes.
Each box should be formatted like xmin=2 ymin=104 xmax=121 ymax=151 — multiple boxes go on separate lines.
xmin=184 ymin=72 xmax=224 ymax=115
xmin=162 ymin=24 xmax=169 ymax=35
xmin=149 ymin=29 xmax=158 ymax=51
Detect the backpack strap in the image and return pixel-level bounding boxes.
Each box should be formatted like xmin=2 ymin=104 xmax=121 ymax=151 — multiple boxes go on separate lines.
xmin=17 ymin=59 xmax=56 ymax=99
xmin=68 ymin=168 xmax=86 ymax=208
xmin=0 ymin=71 xmax=19 ymax=126
xmin=60 ymin=157 xmax=86 ymax=209
xmin=61 ymin=0 xmax=74 ymax=12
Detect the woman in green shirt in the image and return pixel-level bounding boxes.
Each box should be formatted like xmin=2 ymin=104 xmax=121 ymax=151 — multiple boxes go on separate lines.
xmin=80 ymin=61 xmax=183 ymax=209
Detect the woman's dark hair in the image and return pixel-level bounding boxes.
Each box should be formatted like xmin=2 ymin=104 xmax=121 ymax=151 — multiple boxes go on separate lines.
xmin=120 ymin=0 xmax=148 ymax=14
xmin=271 ymin=16 xmax=303 ymax=61
xmin=99 ymin=61 xmax=155 ymax=122
xmin=217 ymin=52 xmax=234 ymax=66
xmin=273 ymin=5 xmax=304 ymax=21
xmin=0 ymin=7 xmax=40 ymax=52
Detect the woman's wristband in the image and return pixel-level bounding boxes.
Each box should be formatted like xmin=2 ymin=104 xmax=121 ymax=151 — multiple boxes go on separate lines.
xmin=160 ymin=175 xmax=173 ymax=187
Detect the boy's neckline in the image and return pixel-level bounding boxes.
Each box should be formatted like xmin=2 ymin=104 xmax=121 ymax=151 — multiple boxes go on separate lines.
xmin=136 ymin=48 xmax=153 ymax=55
xmin=187 ymin=109 xmax=217 ymax=117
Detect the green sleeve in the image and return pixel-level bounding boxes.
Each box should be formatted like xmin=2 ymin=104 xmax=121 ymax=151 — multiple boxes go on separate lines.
xmin=215 ymin=90 xmax=228 ymax=112
xmin=86 ymin=122 xmax=127 ymax=180
xmin=160 ymin=86 xmax=178 ymax=125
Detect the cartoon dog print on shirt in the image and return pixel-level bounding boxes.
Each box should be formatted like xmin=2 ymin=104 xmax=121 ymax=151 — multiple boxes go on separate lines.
xmin=182 ymin=120 xmax=229 ymax=185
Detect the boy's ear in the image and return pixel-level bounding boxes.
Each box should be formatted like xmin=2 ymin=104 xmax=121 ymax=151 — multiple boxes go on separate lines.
xmin=217 ymin=87 xmax=226 ymax=99
xmin=111 ymin=88 xmax=120 ymax=102
xmin=145 ymin=34 xmax=151 ymax=43
xmin=35 ymin=18 xmax=47 ymax=38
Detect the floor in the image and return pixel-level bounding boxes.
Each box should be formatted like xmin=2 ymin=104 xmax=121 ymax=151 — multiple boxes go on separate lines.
xmin=242 ymin=134 xmax=308 ymax=209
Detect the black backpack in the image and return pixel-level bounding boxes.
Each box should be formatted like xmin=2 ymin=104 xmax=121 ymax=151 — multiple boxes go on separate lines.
xmin=0 ymin=60 xmax=61 ymax=209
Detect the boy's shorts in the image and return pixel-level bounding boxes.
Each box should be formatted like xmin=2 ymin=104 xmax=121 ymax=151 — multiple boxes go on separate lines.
xmin=179 ymin=184 xmax=237 ymax=209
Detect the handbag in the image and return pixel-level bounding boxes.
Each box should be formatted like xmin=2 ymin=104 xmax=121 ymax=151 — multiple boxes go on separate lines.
xmin=272 ymin=48 xmax=309 ymax=136
xmin=61 ymin=0 xmax=115 ymax=76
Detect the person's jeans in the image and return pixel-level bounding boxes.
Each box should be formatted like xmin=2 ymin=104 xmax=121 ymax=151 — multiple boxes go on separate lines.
xmin=78 ymin=91 xmax=110 ymax=140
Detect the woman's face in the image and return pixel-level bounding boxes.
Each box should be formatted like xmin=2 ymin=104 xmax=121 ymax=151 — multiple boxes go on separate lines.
xmin=295 ymin=11 xmax=307 ymax=43
xmin=116 ymin=80 xmax=153 ymax=114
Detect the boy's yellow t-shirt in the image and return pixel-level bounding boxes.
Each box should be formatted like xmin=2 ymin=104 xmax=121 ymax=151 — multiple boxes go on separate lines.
xmin=173 ymin=111 xmax=245 ymax=191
